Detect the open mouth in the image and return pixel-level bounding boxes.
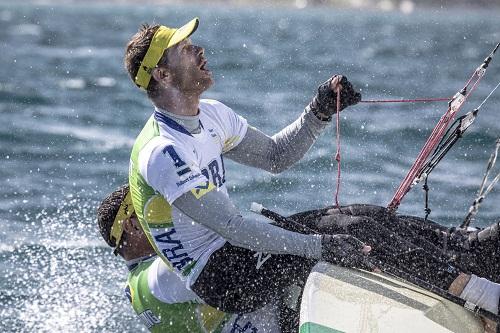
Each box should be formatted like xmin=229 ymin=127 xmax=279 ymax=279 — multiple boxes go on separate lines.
xmin=199 ymin=59 xmax=210 ymax=72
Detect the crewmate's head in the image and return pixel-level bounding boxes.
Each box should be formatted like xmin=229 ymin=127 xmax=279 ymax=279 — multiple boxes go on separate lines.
xmin=97 ymin=184 xmax=155 ymax=260
xmin=124 ymin=18 xmax=213 ymax=99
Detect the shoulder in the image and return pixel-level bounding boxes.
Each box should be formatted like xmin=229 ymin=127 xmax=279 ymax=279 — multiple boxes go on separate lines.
xmin=200 ymin=99 xmax=247 ymax=128
xmin=144 ymin=137 xmax=194 ymax=165
xmin=139 ymin=136 xmax=175 ymax=161
xmin=200 ymin=98 xmax=231 ymax=110
xmin=199 ymin=99 xmax=236 ymax=117
xmin=138 ymin=136 xmax=195 ymax=176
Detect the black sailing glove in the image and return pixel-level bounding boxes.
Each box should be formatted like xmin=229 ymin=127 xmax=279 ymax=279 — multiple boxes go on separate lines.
xmin=451 ymin=220 xmax=500 ymax=250
xmin=308 ymin=75 xmax=362 ymax=121
xmin=321 ymin=234 xmax=372 ymax=269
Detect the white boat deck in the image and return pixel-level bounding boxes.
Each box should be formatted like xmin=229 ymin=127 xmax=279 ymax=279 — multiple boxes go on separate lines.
xmin=300 ymin=262 xmax=484 ymax=333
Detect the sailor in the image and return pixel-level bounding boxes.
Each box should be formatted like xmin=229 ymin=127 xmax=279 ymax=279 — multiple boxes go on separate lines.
xmin=124 ymin=17 xmax=370 ymax=324
xmin=97 ymin=184 xmax=282 ymax=332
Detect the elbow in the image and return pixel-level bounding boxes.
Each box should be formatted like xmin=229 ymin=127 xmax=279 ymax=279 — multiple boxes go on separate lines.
xmin=267 ymin=152 xmax=287 ymax=174
xmin=269 ymin=157 xmax=291 ymax=174
xmin=267 ymin=141 xmax=294 ymax=174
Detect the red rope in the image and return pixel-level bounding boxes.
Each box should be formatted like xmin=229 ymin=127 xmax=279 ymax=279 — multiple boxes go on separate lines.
xmin=331 ymin=91 xmax=448 ymax=207
xmin=331 ymin=73 xmax=478 ymax=209
xmin=387 ymin=69 xmax=484 ymax=210
xmin=360 ymin=97 xmax=450 ymax=103
xmin=334 ymin=85 xmax=342 ymax=208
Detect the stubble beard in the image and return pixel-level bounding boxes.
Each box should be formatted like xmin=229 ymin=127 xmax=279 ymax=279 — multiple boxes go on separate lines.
xmin=196 ymin=75 xmax=214 ymax=92
xmin=184 ymin=73 xmax=213 ymax=95
xmin=169 ymin=64 xmax=214 ymax=96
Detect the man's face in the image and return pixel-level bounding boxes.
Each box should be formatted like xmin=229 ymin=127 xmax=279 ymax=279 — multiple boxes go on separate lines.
xmin=161 ymin=39 xmax=213 ymax=94
xmin=121 ymin=215 xmax=154 ymax=254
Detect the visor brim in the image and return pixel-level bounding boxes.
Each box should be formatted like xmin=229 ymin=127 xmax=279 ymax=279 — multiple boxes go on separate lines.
xmin=167 ymin=17 xmax=199 ymax=49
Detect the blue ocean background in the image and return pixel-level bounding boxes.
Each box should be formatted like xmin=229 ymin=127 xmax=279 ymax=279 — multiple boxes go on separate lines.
xmin=0 ymin=2 xmax=499 ymax=332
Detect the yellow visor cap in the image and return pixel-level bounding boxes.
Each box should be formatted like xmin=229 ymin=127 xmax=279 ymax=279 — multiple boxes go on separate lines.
xmin=110 ymin=191 xmax=134 ymax=250
xmin=135 ymin=17 xmax=200 ymax=90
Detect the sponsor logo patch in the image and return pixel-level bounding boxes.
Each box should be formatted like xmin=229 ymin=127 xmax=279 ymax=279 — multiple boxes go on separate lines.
xmin=176 ymin=173 xmax=202 ymax=187
xmin=230 ymin=314 xmax=258 ymax=333
xmin=191 ymin=182 xmax=216 ymax=199
xmin=253 ymin=252 xmax=271 ymax=270
xmin=138 ymin=309 xmax=161 ymax=329
xmin=154 ymin=228 xmax=193 ymax=271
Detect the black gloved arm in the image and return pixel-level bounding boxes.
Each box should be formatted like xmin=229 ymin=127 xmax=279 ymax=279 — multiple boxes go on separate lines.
xmin=321 ymin=234 xmax=372 ymax=269
xmin=308 ymin=75 xmax=362 ymax=121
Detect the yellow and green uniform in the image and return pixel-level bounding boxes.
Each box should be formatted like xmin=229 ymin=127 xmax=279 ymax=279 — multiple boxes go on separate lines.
xmin=126 ymin=257 xmax=228 ymax=332
xmin=125 ymin=257 xmax=281 ymax=333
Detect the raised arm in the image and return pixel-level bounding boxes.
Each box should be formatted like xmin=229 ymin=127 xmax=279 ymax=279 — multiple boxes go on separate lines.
xmin=225 ymin=75 xmax=361 ymax=173
xmin=224 ymin=112 xmax=326 ymax=173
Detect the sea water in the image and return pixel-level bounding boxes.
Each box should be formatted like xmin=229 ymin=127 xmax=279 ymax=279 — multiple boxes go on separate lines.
xmin=0 ymin=2 xmax=499 ymax=332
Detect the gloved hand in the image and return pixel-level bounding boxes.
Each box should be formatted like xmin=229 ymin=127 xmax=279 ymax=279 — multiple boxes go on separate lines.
xmin=468 ymin=221 xmax=500 ymax=246
xmin=308 ymin=75 xmax=362 ymax=121
xmin=321 ymin=234 xmax=372 ymax=268
xmin=447 ymin=221 xmax=499 ymax=251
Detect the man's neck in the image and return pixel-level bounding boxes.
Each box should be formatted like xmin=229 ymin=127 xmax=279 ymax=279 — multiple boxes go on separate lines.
xmin=155 ymin=106 xmax=201 ymax=134
xmin=152 ymin=89 xmax=201 ymax=116
xmin=122 ymin=247 xmax=156 ymax=262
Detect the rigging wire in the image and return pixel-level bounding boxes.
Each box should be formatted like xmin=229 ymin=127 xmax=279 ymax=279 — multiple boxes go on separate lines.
xmin=334 ymin=85 xmax=342 ymax=208
xmin=387 ymin=42 xmax=500 ymax=211
xmin=360 ymin=97 xmax=450 ymax=103
xmin=417 ymin=76 xmax=500 ymax=220
xmin=331 ymin=43 xmax=499 ymax=216
xmin=461 ymin=138 xmax=500 ymax=229
xmin=477 ymin=80 xmax=500 ymax=110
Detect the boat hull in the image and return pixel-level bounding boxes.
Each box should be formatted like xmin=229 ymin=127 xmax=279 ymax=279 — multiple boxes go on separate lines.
xmin=300 ymin=262 xmax=484 ymax=333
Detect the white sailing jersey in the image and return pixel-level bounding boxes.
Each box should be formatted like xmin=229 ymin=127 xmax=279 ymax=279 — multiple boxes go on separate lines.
xmin=131 ymin=99 xmax=248 ymax=287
